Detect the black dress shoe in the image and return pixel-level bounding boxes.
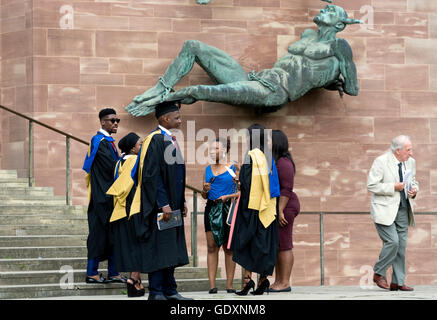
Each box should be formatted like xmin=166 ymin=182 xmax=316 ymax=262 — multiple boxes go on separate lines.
xmin=85 ymin=273 xmax=106 ymax=284
xmin=209 ymin=288 xmax=218 ymax=294
xmin=107 ymin=275 xmax=128 ymax=283
xmin=165 ymin=293 xmax=194 ymax=300
xmin=148 ymin=294 xmax=168 ymax=300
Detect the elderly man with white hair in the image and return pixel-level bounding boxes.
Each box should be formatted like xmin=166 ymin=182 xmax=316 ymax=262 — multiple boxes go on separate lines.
xmin=367 ymin=135 xmax=419 ymax=291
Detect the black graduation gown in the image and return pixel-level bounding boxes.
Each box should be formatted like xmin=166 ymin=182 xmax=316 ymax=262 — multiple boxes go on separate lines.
xmin=87 ymin=139 xmax=118 ymax=261
xmin=110 ymin=158 xmax=143 ymax=272
xmin=230 ymin=155 xmax=279 ymax=276
xmin=135 ymin=133 xmax=189 ymax=273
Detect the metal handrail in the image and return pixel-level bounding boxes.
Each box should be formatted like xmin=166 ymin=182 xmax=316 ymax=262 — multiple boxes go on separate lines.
xmin=0 ymin=104 xmax=87 ymax=204
xmin=300 ymin=211 xmax=437 ymax=286
xmin=188 ymin=209 xmax=437 ymax=282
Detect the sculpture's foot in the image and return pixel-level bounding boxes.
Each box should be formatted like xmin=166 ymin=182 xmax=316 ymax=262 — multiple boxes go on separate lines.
xmin=126 ymin=94 xmax=164 ymax=117
xmin=132 ymin=82 xmax=166 ymax=104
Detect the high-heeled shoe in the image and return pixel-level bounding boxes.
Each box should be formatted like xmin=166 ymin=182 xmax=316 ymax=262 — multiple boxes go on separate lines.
xmin=251 ymin=279 xmax=270 ymax=295
xmin=235 ymin=277 xmax=255 ymax=296
xmin=126 ymin=278 xmax=145 ymax=297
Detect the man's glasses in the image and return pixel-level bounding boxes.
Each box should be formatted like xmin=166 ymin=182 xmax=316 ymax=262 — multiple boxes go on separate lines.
xmin=105 ymin=118 xmax=121 ymax=124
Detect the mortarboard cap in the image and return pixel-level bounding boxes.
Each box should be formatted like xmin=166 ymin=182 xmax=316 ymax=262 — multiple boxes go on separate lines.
xmin=154 ymin=100 xmax=181 ymax=119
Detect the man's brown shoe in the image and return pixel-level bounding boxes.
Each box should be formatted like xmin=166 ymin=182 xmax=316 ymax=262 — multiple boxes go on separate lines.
xmin=373 ymin=274 xmax=390 ymax=290
xmin=390 ymin=283 xmax=414 ymax=291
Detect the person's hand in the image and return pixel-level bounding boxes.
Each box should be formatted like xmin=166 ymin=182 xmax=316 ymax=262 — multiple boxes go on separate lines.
xmin=394 ymin=182 xmax=405 ymax=191
xmin=162 ymin=205 xmax=172 ymax=222
xmin=183 ymin=203 xmax=188 ymax=218
xmin=407 ymin=188 xmax=417 ymax=198
xmin=203 ymin=182 xmax=211 ymax=192
xmin=215 ymin=195 xmax=229 ymax=203
xmin=278 ymin=211 xmax=288 ymax=227
xmin=233 ymin=178 xmax=241 ymax=191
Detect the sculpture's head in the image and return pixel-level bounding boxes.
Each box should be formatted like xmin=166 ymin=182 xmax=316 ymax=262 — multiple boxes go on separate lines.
xmin=313 ymin=5 xmax=362 ymax=32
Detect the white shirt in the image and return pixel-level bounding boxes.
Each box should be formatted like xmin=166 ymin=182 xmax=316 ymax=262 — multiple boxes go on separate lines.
xmin=158 ymin=125 xmax=176 ymax=146
xmin=99 ymin=128 xmax=111 ymax=137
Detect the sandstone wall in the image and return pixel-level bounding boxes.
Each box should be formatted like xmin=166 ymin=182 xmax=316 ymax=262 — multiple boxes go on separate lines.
xmin=1 ymin=0 xmax=437 ymax=285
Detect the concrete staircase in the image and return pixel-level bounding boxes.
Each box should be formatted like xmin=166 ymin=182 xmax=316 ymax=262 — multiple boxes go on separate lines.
xmin=0 ymin=170 xmax=230 ymax=299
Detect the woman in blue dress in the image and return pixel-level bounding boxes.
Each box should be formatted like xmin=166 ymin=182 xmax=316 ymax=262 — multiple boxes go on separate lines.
xmin=201 ymin=138 xmax=239 ymax=294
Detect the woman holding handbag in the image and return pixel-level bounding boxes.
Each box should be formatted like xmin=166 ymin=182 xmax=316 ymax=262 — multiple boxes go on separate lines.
xmin=201 ymin=138 xmax=239 ymax=294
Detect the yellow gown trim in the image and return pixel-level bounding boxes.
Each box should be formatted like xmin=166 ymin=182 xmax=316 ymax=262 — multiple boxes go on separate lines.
xmin=129 ymin=130 xmax=162 ymax=218
xmin=248 ymin=148 xmax=277 ymax=228
xmin=107 ymin=156 xmax=138 ymax=223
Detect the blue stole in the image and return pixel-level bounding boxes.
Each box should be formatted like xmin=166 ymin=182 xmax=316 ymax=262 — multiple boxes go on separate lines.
xmin=82 ymin=132 xmax=119 ymax=173
xmin=269 ymin=158 xmax=280 ymax=198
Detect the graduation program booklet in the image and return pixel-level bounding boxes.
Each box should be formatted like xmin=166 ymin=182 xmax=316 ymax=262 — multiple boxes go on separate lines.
xmin=157 ymin=209 xmax=182 ymax=231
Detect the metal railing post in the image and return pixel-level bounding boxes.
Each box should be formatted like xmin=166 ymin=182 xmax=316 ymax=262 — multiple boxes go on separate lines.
xmin=66 ymin=136 xmax=71 ymax=206
xmin=191 ymin=191 xmax=198 ymax=267
xmin=28 ymin=121 xmax=34 ymax=187
xmin=320 ymin=212 xmax=325 ymax=286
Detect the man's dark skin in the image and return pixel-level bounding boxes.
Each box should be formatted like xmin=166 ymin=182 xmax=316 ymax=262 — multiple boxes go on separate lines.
xmin=157 ymin=109 xmax=188 ymax=222
xmin=100 ymin=113 xmax=120 ymax=135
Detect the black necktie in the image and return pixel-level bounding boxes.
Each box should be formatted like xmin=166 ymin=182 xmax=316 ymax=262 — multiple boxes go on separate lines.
xmin=398 ymin=163 xmax=407 ymax=208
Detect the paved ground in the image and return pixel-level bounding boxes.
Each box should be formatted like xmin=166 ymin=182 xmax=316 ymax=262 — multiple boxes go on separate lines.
xmin=30 ymin=285 xmax=437 ymax=300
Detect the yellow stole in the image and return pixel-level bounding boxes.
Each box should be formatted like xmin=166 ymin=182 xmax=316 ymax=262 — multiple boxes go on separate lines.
xmin=129 ymin=130 xmax=161 ymax=218
xmin=106 ymin=156 xmax=138 ymax=223
xmin=248 ymin=148 xmax=277 ymax=228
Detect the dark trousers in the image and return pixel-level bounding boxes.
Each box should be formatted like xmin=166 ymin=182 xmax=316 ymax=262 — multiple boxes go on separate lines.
xmin=86 ymin=255 xmax=119 ymax=278
xmin=148 ymin=267 xmax=178 ymax=296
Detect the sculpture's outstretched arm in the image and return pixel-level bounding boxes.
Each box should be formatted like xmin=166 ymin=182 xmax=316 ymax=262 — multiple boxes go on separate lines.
xmin=333 ymin=38 xmax=359 ymax=96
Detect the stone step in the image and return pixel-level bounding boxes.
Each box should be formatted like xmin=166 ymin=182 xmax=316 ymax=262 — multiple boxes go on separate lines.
xmin=0 ymin=215 xmax=87 ymax=225
xmin=0 ymin=195 xmax=63 ymax=201
xmin=0 ymin=267 xmax=213 ymax=286
xmin=0 ymin=246 xmax=88 ymax=259
xmin=0 ymin=199 xmax=67 ymax=206
xmin=0 ymin=278 xmax=239 ymax=299
xmin=0 ymin=170 xmax=18 ymax=179
xmin=0 ymin=224 xmax=88 ymax=236
xmin=0 ymin=257 xmax=194 ymax=272
xmin=0 ymin=187 xmax=53 ymax=197
xmin=0 ymin=178 xmax=29 ymax=188
xmin=0 ymin=205 xmax=87 ymax=215
xmin=0 ymin=257 xmax=103 ymax=272
xmin=0 ymin=235 xmax=86 ymax=247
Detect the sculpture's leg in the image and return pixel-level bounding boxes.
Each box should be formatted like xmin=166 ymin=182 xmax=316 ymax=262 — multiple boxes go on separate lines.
xmin=126 ymin=40 xmax=248 ymax=116
xmin=165 ymin=81 xmax=288 ymax=109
